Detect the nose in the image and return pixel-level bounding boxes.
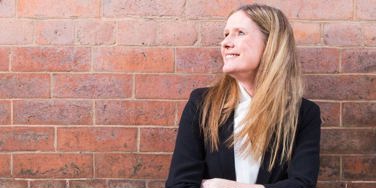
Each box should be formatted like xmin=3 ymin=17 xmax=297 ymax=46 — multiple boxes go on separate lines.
xmin=221 ymin=36 xmax=234 ymax=49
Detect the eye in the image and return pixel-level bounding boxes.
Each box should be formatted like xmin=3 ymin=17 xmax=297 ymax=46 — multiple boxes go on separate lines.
xmin=239 ymin=30 xmax=245 ymax=35
xmin=224 ymin=33 xmax=229 ymax=38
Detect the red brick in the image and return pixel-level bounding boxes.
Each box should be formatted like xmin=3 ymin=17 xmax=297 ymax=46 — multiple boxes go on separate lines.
xmin=304 ymin=75 xmax=376 ymax=100
xmin=317 ymin=182 xmax=346 ymax=188
xmin=318 ymin=156 xmax=340 ymax=181
xmin=95 ymin=154 xmax=171 ymax=178
xmin=53 ymin=74 xmax=132 ymax=99
xmin=135 ymin=74 xmax=214 ymax=99
xmin=148 ymin=181 xmax=165 ymax=188
xmin=30 ymin=180 xmax=66 ymax=188
xmin=0 ymin=127 xmax=54 ymax=151
xmin=342 ymin=49 xmax=376 ymax=73
xmin=95 ymin=101 xmax=175 ymax=126
xmin=316 ymin=102 xmax=340 ymax=127
xmin=186 ymin=0 xmax=249 ymax=18
xmin=12 ymin=47 xmax=90 ymax=72
xmin=343 ymin=156 xmax=376 ymax=180
xmin=0 ymin=74 xmax=50 ymax=98
xmin=58 ymin=127 xmax=137 ymax=152
xmin=108 ymin=180 xmax=145 ymax=188
xmin=0 ymin=48 xmax=9 ymax=71
xmin=0 ymin=20 xmax=33 ymax=44
xmin=76 ymin=20 xmax=115 ymax=45
xmin=200 ymin=21 xmax=225 ymax=46
xmin=176 ymin=48 xmax=222 ymax=73
xmin=156 ymin=21 xmax=198 ymax=46
xmin=343 ymin=103 xmax=376 ymax=127
xmin=324 ymin=23 xmax=362 ymax=46
xmin=69 ymin=180 xmax=106 ymax=188
xmin=117 ymin=19 xmax=158 ymax=46
xmin=0 ymin=154 xmax=10 ymax=177
xmin=297 ymin=48 xmax=339 ymax=73
xmin=362 ymin=24 xmax=376 ymax=46
xmin=348 ymin=183 xmax=376 ymax=188
xmin=0 ymin=0 xmax=16 ymax=17
xmin=14 ymin=154 xmax=93 ymax=178
xmin=14 ymin=100 xmax=92 ymax=125
xmin=18 ymin=0 xmax=100 ymax=18
xmin=254 ymin=0 xmax=353 ymax=20
xmin=103 ymin=0 xmax=185 ymax=17
xmin=292 ymin=22 xmax=321 ymax=45
xmin=140 ymin=128 xmax=177 ymax=152
xmin=35 ymin=21 xmax=74 ymax=45
xmin=320 ymin=128 xmax=376 ymax=154
xmin=0 ymin=100 xmax=10 ymax=125
xmin=0 ymin=180 xmax=28 ymax=188
xmin=356 ymin=0 xmax=376 ymax=20
xmin=93 ymin=47 xmax=173 ymax=72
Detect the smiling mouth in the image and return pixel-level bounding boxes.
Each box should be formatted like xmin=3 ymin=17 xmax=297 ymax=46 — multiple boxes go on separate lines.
xmin=225 ymin=54 xmax=240 ymax=59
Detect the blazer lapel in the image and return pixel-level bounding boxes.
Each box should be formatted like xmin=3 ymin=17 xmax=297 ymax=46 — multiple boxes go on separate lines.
xmin=218 ymin=112 xmax=236 ymax=180
xmin=255 ymin=148 xmax=272 ymax=184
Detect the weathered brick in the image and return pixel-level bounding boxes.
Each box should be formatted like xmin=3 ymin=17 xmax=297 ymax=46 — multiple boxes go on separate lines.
xmin=343 ymin=156 xmax=376 ymax=180
xmin=69 ymin=180 xmax=106 ymax=188
xmin=12 ymin=47 xmax=91 ymax=72
xmin=103 ymin=0 xmax=185 ymax=17
xmin=318 ymin=156 xmax=340 ymax=181
xmin=200 ymin=21 xmax=225 ymax=46
xmin=18 ymin=0 xmax=100 ymax=18
xmin=341 ymin=49 xmax=376 ymax=73
xmin=58 ymin=127 xmax=137 ymax=152
xmin=348 ymin=183 xmax=376 ymax=188
xmin=0 ymin=154 xmax=10 ymax=177
xmin=93 ymin=47 xmax=174 ymax=72
xmin=76 ymin=20 xmax=115 ymax=45
xmin=0 ymin=48 xmax=9 ymax=71
xmin=148 ymin=181 xmax=165 ymax=188
xmin=292 ymin=22 xmax=321 ymax=45
xmin=95 ymin=154 xmax=171 ymax=178
xmin=362 ymin=24 xmax=376 ymax=46
xmin=0 ymin=74 xmax=50 ymax=98
xmin=117 ymin=19 xmax=158 ymax=46
xmin=0 ymin=0 xmax=16 ymax=17
xmin=0 ymin=20 xmax=33 ymax=44
xmin=304 ymin=75 xmax=376 ymax=100
xmin=95 ymin=101 xmax=175 ymax=126
xmin=156 ymin=21 xmax=198 ymax=46
xmin=186 ymin=0 xmax=249 ymax=18
xmin=53 ymin=74 xmax=132 ymax=99
xmin=135 ymin=74 xmax=214 ymax=99
xmin=14 ymin=154 xmax=93 ymax=178
xmin=321 ymin=128 xmax=376 ymax=154
xmin=35 ymin=21 xmax=74 ymax=45
xmin=316 ymin=102 xmax=340 ymax=127
xmin=108 ymin=180 xmax=145 ymax=188
xmin=254 ymin=0 xmax=353 ymax=20
xmin=356 ymin=0 xmax=376 ymax=20
xmin=30 ymin=180 xmax=66 ymax=188
xmin=324 ymin=23 xmax=362 ymax=46
xmin=317 ymin=182 xmax=346 ymax=188
xmin=343 ymin=103 xmax=376 ymax=127
xmin=176 ymin=48 xmax=222 ymax=73
xmin=297 ymin=48 xmax=339 ymax=73
xmin=14 ymin=100 xmax=92 ymax=125
xmin=140 ymin=128 xmax=177 ymax=152
xmin=0 ymin=127 xmax=54 ymax=151
xmin=0 ymin=100 xmax=10 ymax=125
xmin=0 ymin=180 xmax=28 ymax=188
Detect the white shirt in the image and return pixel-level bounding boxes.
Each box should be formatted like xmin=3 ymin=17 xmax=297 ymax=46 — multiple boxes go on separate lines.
xmin=234 ymin=83 xmax=261 ymax=184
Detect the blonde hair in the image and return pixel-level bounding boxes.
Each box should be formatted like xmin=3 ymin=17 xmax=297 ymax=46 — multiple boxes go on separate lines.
xmin=200 ymin=4 xmax=303 ymax=171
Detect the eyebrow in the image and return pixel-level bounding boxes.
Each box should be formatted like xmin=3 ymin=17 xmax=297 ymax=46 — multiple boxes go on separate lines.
xmin=223 ymin=27 xmax=247 ymax=33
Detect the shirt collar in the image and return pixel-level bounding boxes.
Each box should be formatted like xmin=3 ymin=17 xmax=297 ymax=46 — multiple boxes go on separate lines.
xmin=238 ymin=82 xmax=252 ymax=103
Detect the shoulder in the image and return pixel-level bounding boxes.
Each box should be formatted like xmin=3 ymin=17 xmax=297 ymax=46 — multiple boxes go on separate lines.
xmin=300 ymin=98 xmax=321 ymax=116
xmin=188 ymin=87 xmax=209 ymax=105
xmin=298 ymin=98 xmax=322 ymax=130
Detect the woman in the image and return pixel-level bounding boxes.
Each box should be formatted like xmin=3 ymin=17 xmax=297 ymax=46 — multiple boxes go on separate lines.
xmin=166 ymin=4 xmax=321 ymax=188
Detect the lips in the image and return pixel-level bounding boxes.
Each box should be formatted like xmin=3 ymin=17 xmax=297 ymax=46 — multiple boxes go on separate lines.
xmin=224 ymin=53 xmax=240 ymax=59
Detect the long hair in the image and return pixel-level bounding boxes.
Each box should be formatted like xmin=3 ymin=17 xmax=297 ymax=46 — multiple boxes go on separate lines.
xmin=200 ymin=4 xmax=303 ymax=171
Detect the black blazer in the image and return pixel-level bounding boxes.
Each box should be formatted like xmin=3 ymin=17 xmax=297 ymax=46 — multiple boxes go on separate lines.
xmin=166 ymin=88 xmax=321 ymax=188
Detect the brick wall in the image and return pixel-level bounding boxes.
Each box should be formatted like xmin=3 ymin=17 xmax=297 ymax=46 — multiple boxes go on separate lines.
xmin=0 ymin=0 xmax=374 ymax=188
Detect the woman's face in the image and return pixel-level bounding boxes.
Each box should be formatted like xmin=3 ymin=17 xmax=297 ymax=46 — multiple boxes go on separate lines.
xmin=221 ymin=10 xmax=266 ymax=81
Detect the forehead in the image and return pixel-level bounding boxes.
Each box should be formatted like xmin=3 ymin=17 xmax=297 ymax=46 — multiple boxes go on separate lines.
xmin=224 ymin=11 xmax=258 ymax=31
